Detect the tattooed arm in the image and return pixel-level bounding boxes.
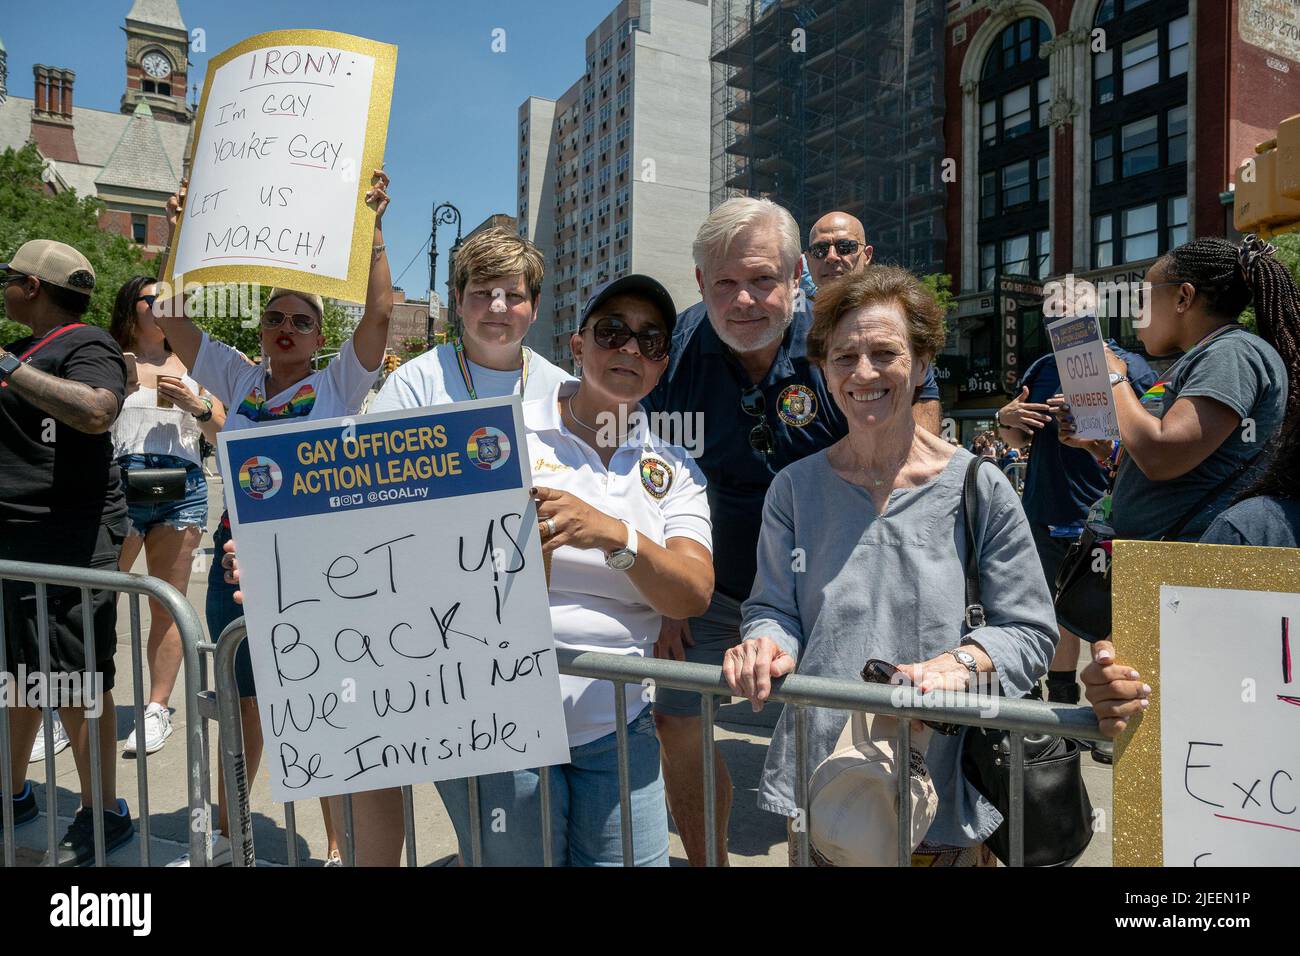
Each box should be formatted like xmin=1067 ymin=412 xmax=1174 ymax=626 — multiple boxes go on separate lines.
xmin=2 ymin=355 xmax=120 ymax=434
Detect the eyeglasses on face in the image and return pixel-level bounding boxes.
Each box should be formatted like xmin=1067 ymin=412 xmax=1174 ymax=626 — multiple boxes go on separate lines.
xmin=809 ymin=239 xmax=861 ymax=260
xmin=261 ymin=310 xmax=319 ymax=334
xmin=135 ymin=293 xmax=158 ymax=307
xmin=740 ymin=385 xmax=775 ymax=455
xmin=584 ymin=316 xmax=669 ymax=361
xmin=0 ymin=273 xmax=30 ymax=288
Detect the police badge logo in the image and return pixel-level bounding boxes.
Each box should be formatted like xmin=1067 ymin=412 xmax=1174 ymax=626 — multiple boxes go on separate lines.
xmin=468 ymin=426 xmax=512 ymax=471
xmin=639 ymin=454 xmax=673 ymax=500
xmin=237 ymin=456 xmax=282 ymax=501
xmin=777 ymin=384 xmax=818 ymax=427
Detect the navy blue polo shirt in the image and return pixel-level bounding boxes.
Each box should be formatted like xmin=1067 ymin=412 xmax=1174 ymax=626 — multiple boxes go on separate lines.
xmin=1017 ymin=340 xmax=1156 ymax=527
xmin=643 ymin=302 xmax=939 ymax=602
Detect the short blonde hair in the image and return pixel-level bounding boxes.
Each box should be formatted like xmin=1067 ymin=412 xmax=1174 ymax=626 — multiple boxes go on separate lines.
xmin=692 ymin=197 xmax=801 ymax=281
xmin=807 ymin=266 xmax=946 ymax=366
xmin=452 ymin=228 xmax=545 ymax=302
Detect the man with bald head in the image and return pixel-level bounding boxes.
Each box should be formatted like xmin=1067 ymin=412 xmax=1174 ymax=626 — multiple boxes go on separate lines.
xmin=802 ymin=210 xmax=943 ymax=433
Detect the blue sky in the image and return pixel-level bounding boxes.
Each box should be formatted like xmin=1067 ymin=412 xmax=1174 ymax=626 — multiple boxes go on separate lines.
xmin=1 ymin=0 xmax=619 ymax=300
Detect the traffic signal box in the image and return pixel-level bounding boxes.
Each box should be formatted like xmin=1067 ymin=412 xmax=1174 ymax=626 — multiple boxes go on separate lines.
xmin=1235 ymin=112 xmax=1300 ymax=239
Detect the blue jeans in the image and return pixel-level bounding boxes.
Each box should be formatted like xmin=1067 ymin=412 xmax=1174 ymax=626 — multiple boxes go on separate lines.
xmin=435 ymin=708 xmax=669 ymax=866
xmin=206 ymin=518 xmax=256 ymax=698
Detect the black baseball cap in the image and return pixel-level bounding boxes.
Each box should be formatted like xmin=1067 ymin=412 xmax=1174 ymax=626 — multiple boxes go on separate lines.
xmin=579 ymin=274 xmax=678 ymax=336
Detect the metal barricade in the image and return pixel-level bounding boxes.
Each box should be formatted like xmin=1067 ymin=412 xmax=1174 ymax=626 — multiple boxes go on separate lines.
xmin=0 ymin=560 xmax=211 ymax=867
xmin=1003 ymin=460 xmax=1028 ymax=495
xmin=211 ymin=620 xmax=1104 ymax=868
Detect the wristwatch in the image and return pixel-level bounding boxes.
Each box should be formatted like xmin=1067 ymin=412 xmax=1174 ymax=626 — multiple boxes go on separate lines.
xmin=194 ymin=397 xmax=214 ymax=422
xmin=1108 ymin=372 xmax=1129 ymax=386
xmin=604 ymin=519 xmax=638 ymax=571
xmin=949 ymin=649 xmax=979 ymax=676
xmin=0 ymin=350 xmax=21 ymax=383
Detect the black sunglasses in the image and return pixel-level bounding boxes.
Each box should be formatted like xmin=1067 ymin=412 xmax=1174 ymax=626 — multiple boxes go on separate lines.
xmin=136 ymin=293 xmax=158 ymax=307
xmin=1 ymin=272 xmax=30 ymax=288
xmin=808 ymin=239 xmax=861 ymax=260
xmin=740 ymin=385 xmax=775 ymax=456
xmin=583 ymin=316 xmax=669 ymax=361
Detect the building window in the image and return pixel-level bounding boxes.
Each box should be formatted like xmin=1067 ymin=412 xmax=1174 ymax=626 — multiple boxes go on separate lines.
xmin=1001 ymin=234 xmax=1031 ymax=276
xmin=1037 ymin=76 xmax=1051 ymax=128
xmin=1094 ymin=214 xmax=1114 ymax=268
xmin=1002 ymin=160 xmax=1031 ymax=208
xmin=1036 ymin=155 xmax=1050 ymax=202
xmin=1167 ymin=105 xmax=1188 ymax=164
xmin=1120 ymin=115 xmax=1159 ymax=177
xmin=911 ymin=160 xmax=932 ymax=194
xmin=1002 ymin=86 xmax=1032 ymax=139
xmin=980 ymin=243 xmax=997 ymax=290
xmin=981 ymin=100 xmax=997 ymax=144
xmin=1036 ymin=230 xmax=1051 ymax=278
xmin=1168 ymin=15 xmax=1189 ymax=77
xmin=1094 ymin=51 xmax=1114 ymax=106
xmin=1167 ymin=195 xmax=1188 ymax=249
xmin=984 ymin=17 xmax=1050 ymax=76
xmin=980 ymin=171 xmax=997 ymax=218
xmin=1122 ymin=31 xmax=1159 ymax=95
xmin=1122 ymin=202 xmax=1159 ymax=262
xmin=142 ymin=80 xmax=156 ymax=94
xmin=131 ymin=215 xmax=148 ymax=245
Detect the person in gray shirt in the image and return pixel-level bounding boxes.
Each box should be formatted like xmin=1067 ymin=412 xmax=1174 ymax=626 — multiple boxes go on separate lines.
xmin=723 ymin=267 xmax=1057 ymax=863
xmin=1059 ymin=236 xmax=1296 ymax=542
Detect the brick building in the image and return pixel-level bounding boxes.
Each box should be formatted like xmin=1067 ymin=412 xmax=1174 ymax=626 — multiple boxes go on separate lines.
xmin=938 ymin=0 xmax=1300 ymax=433
xmin=0 ymin=1 xmax=193 ymax=257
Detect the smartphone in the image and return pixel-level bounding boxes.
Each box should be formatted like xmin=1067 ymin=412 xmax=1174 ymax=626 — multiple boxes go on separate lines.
xmin=860 ymin=658 xmax=958 ymax=735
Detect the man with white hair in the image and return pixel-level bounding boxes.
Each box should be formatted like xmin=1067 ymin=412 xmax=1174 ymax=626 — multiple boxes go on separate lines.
xmin=644 ymin=197 xmax=943 ymax=865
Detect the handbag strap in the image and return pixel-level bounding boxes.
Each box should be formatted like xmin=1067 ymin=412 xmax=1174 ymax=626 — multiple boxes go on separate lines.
xmin=960 ymin=455 xmax=996 ymax=631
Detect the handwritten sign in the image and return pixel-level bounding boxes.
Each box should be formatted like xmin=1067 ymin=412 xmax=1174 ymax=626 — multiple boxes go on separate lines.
xmin=1158 ymin=585 xmax=1299 ymax=866
xmin=163 ymin=30 xmax=396 ymax=303
xmin=1046 ymin=314 xmax=1118 ymax=441
xmin=1112 ymin=541 xmax=1300 ymax=867
xmin=216 ymin=397 xmax=570 ymax=801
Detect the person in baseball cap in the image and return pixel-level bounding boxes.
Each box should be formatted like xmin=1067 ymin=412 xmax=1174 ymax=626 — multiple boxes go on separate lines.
xmin=578 ymin=273 xmax=678 ymax=338
xmin=1 ymin=238 xmax=137 ymax=866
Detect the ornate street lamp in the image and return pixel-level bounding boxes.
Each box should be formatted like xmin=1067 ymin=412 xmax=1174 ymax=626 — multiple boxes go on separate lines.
xmin=427 ymin=201 xmax=462 ymax=349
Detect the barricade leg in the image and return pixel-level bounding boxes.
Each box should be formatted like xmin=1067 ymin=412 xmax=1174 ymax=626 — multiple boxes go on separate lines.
xmin=613 ymin=681 xmax=633 ymax=867
xmin=793 ymin=704 xmax=810 ymax=868
xmin=700 ymin=693 xmax=718 ymax=868
xmin=214 ymin=624 xmax=254 ymax=867
xmin=80 ymin=586 xmax=107 ymax=867
xmin=129 ymin=594 xmax=152 ymax=865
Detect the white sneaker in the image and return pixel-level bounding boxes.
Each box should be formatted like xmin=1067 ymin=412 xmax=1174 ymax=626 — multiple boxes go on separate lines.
xmin=123 ymin=703 xmax=173 ymax=756
xmin=30 ymin=712 xmax=70 ymax=763
xmin=324 ymin=850 xmax=344 ymax=867
xmin=166 ymin=831 xmax=232 ymax=867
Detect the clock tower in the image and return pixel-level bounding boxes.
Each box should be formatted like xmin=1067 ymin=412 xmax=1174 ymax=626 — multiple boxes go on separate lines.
xmin=120 ymin=0 xmax=191 ymax=124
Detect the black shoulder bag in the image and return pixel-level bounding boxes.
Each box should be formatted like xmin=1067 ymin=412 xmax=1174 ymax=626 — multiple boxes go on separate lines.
xmin=957 ymin=456 xmax=1094 ymax=867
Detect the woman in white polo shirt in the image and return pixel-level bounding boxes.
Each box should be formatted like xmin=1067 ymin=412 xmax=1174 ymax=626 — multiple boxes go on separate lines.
xmin=435 ymin=275 xmax=714 ymax=866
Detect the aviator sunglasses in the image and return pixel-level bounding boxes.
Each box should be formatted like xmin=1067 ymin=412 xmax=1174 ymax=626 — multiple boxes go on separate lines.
xmin=808 ymin=239 xmax=861 ymax=259
xmin=261 ymin=310 xmax=319 ymax=334
xmin=583 ymin=316 xmax=670 ymax=361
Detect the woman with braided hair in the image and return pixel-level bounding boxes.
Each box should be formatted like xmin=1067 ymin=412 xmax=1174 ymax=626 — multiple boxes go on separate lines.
xmin=1072 ymin=235 xmax=1300 ymax=740
xmin=1058 ymin=235 xmax=1292 ymax=543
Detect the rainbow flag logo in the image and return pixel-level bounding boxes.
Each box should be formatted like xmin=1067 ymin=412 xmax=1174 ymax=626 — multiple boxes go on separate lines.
xmin=1140 ymin=381 xmax=1168 ymax=410
xmin=467 ymin=426 xmax=511 ymax=471
xmin=238 ymin=455 xmax=283 ymax=501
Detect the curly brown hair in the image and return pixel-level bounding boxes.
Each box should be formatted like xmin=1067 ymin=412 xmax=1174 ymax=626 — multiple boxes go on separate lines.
xmin=806 ymin=265 xmax=946 ymax=367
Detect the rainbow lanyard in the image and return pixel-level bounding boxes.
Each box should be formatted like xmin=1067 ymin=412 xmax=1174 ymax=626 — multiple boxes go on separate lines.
xmin=453 ymin=339 xmax=530 ymax=401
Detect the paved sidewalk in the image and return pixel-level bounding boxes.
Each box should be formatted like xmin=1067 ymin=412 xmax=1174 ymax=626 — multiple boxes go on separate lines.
xmin=6 ymin=474 xmax=1112 ymax=867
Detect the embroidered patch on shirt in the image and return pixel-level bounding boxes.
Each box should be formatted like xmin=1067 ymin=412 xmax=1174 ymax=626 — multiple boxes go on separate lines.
xmin=533 ymin=456 xmax=571 ymax=474
xmin=777 ymin=383 xmax=818 ymax=427
xmin=639 ymin=454 xmax=673 ymax=500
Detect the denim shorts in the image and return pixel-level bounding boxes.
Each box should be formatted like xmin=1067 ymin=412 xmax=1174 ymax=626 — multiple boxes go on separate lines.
xmin=435 ymin=708 xmax=669 ymax=866
xmin=119 ymin=454 xmax=208 ymax=536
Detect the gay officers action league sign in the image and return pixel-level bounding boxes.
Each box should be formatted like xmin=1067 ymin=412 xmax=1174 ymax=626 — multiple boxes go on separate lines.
xmin=217 ymin=397 xmax=570 ymax=801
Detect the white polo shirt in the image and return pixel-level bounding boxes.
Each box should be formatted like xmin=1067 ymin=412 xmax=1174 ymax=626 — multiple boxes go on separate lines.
xmin=370 ymin=343 xmax=573 ymax=411
xmin=525 ymin=381 xmax=712 ymax=746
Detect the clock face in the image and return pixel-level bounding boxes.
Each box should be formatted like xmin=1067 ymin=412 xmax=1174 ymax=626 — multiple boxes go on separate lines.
xmin=141 ymin=51 xmax=171 ymax=79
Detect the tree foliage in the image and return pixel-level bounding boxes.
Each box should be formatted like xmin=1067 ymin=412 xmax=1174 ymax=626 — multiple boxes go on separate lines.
xmin=0 ymin=144 xmax=153 ymax=343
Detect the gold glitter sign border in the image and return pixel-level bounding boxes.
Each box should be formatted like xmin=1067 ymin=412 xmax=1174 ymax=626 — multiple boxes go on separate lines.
xmin=162 ymin=30 xmax=397 ymax=304
xmin=1111 ymin=540 xmax=1300 ymax=866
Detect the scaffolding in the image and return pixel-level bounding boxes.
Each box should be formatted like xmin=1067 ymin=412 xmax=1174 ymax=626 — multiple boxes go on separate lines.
xmin=709 ymin=0 xmax=948 ymax=274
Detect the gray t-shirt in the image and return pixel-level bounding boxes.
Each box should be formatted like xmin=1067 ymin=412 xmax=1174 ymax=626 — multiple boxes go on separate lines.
xmin=1200 ymin=495 xmax=1300 ymax=548
xmin=1112 ymin=328 xmax=1287 ymax=541
xmin=741 ymin=448 xmax=1058 ymax=847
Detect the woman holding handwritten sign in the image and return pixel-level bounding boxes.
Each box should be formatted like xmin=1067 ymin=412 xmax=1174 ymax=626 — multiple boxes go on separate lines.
xmin=153 ymin=170 xmax=394 ymax=866
xmin=439 ymin=275 xmax=714 ymax=866
xmin=228 ymin=276 xmax=714 ymax=865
